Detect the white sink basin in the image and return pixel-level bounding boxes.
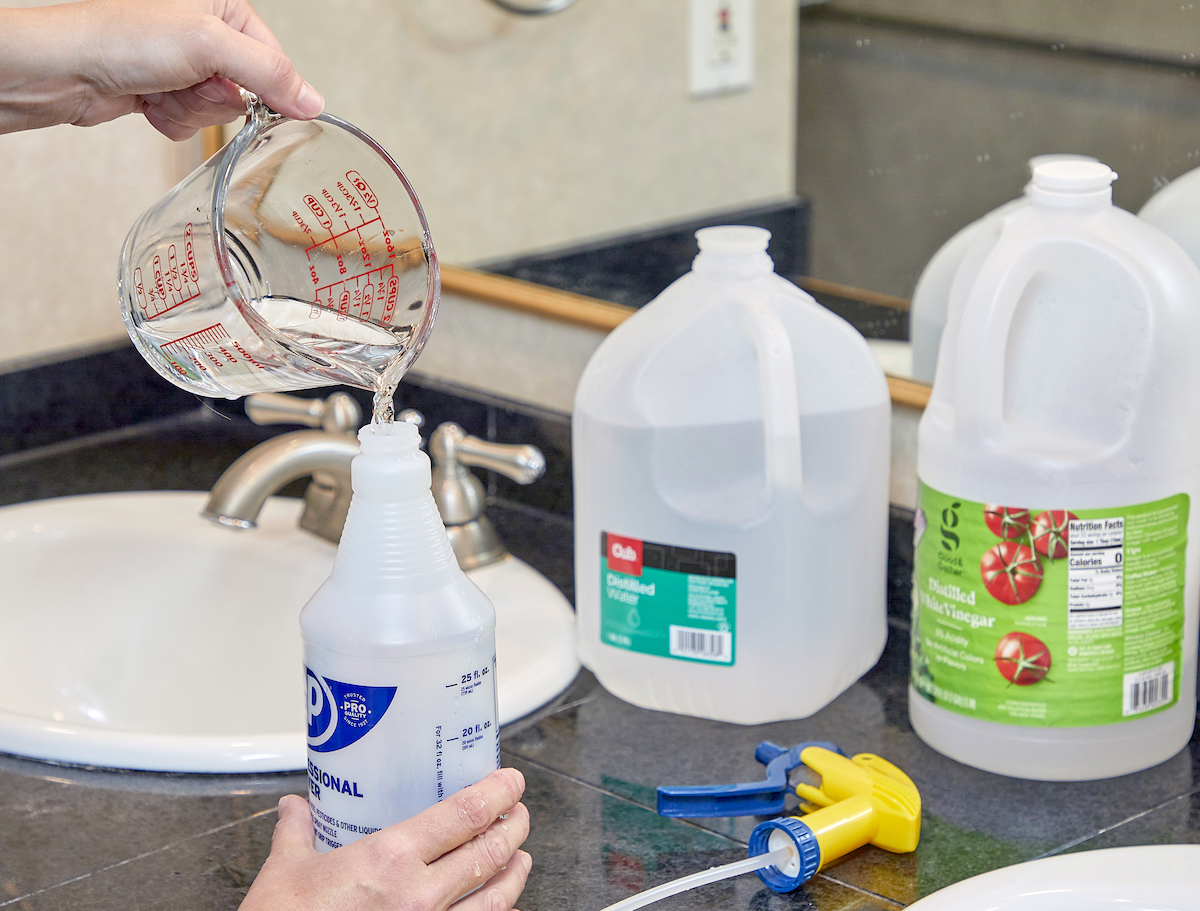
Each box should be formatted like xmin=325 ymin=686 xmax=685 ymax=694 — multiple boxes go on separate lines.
xmin=907 ymin=844 xmax=1200 ymax=911
xmin=0 ymin=491 xmax=579 ymax=773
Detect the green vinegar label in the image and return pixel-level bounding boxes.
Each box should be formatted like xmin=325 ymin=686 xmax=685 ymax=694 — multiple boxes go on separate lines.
xmin=912 ymin=483 xmax=1188 ymax=727
xmin=599 ymin=532 xmax=736 ymax=665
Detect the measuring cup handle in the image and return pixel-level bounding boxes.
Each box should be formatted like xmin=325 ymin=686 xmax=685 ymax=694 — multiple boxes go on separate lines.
xmin=238 ymin=88 xmax=286 ymax=128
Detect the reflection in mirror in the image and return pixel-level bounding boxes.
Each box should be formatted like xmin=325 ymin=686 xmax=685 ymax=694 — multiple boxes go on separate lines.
xmin=478 ymin=200 xmax=923 ymax=400
xmin=797 ymin=2 xmax=1200 ymax=384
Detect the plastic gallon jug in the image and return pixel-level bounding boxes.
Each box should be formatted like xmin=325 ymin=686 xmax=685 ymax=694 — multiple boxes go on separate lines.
xmin=910 ymin=155 xmax=1096 ymax=384
xmin=912 ymin=160 xmax=1200 ymax=780
xmin=1139 ymin=165 xmax=1200 ymax=267
xmin=301 ymin=421 xmax=499 ymax=851
xmin=573 ymin=226 xmax=891 ymax=725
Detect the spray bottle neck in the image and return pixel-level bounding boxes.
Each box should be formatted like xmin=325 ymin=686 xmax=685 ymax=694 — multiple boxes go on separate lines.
xmin=334 ymin=421 xmax=459 ymax=580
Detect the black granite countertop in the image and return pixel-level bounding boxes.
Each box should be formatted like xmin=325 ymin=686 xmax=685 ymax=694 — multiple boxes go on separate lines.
xmin=0 ymin=353 xmax=1196 ymax=911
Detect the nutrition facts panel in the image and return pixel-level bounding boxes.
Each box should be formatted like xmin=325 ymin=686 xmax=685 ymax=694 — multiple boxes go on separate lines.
xmin=1068 ymin=517 xmax=1124 ymax=629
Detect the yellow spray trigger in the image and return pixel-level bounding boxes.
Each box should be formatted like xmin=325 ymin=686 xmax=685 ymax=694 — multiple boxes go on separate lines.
xmin=792 ymin=747 xmax=921 ymax=862
xmin=661 ymin=741 xmax=922 ymax=894
xmin=748 ymin=746 xmax=920 ymax=892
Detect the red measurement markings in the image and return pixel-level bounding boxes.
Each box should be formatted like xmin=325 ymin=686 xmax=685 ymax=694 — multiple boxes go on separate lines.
xmin=360 ymin=282 xmax=375 ymax=322
xmin=337 ymin=181 xmax=363 ymax=214
xmin=347 ymin=171 xmax=378 ymax=209
xmin=160 ymin=324 xmax=266 ymax=373
xmin=305 ymin=195 xmax=333 ymax=232
xmin=306 ymin=217 xmax=384 ymax=255
xmin=313 ymin=263 xmax=395 ymax=300
xmin=161 ymin=323 xmax=229 ymax=352
xmin=321 ymin=187 xmax=347 ymax=224
xmin=136 ymin=224 xmax=202 ymax=320
xmin=381 ymin=275 xmax=400 ymax=326
xmin=309 ymin=265 xmax=398 ymax=325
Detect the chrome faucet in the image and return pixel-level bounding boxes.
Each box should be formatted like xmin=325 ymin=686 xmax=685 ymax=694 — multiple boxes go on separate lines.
xmin=203 ymin=392 xmax=365 ymax=541
xmin=203 ymin=393 xmax=546 ymax=563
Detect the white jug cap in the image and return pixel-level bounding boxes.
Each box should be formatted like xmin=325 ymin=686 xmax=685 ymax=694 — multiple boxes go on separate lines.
xmin=1030 ymin=160 xmax=1116 ymax=206
xmin=1026 ymin=153 xmax=1098 ymax=173
xmin=696 ymin=225 xmax=771 ymax=254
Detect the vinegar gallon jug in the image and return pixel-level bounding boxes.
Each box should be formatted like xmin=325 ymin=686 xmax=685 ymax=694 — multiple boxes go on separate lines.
xmin=912 ymin=160 xmax=1200 ymax=780
xmin=301 ymin=421 xmax=499 ymax=851
xmin=1139 ymin=164 xmax=1200 ymax=268
xmin=910 ymin=155 xmax=1096 ymax=383
xmin=573 ymin=226 xmax=891 ymax=725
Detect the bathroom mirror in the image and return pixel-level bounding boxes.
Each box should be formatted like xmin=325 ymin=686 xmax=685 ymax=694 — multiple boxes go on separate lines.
xmin=460 ymin=1 xmax=1196 ymax=405
xmin=795 ymin=1 xmax=1200 ymax=386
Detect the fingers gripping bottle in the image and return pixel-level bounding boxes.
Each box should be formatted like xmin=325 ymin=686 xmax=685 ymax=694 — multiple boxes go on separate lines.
xmin=912 ymin=160 xmax=1200 ymax=780
xmin=301 ymin=421 xmax=499 ymax=851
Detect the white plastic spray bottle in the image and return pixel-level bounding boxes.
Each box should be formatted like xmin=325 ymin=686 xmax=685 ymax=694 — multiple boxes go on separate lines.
xmin=301 ymin=420 xmax=500 ymax=851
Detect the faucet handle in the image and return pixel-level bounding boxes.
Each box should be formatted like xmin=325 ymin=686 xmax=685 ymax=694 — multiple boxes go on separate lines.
xmin=428 ymin=423 xmax=546 ymax=570
xmin=245 ymin=392 xmax=362 ymax=435
xmin=430 ymin=424 xmax=546 ymax=484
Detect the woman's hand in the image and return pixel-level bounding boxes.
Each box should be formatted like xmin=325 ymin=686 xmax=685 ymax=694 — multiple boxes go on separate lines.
xmin=0 ymin=0 xmax=323 ymax=139
xmin=240 ymin=768 xmax=533 ymax=911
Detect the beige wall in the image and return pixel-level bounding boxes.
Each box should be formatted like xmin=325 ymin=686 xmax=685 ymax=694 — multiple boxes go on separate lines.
xmin=0 ymin=0 xmax=798 ymax=371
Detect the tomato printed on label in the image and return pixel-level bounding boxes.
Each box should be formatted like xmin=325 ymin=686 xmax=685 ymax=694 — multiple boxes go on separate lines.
xmin=1030 ymin=510 xmax=1077 ymax=560
xmin=984 ymin=504 xmax=1032 ymax=540
xmin=994 ymin=631 xmax=1052 ymax=685
xmin=980 ymin=541 xmax=1043 ymax=604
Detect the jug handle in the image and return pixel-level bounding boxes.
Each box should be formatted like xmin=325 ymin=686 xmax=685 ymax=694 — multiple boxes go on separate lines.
xmin=949 ymin=234 xmax=1150 ymax=451
xmin=741 ymin=299 xmax=803 ymax=494
xmin=949 ymin=243 xmax=1040 ymax=446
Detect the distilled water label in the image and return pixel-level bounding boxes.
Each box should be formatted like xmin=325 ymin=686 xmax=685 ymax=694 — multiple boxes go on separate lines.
xmin=599 ymin=532 xmax=737 ymax=665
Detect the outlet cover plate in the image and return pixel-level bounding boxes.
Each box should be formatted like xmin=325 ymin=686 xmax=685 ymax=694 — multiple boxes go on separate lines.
xmin=689 ymin=0 xmax=755 ymax=97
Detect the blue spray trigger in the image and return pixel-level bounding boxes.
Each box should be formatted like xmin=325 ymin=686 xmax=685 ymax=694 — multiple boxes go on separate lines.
xmin=656 ymin=740 xmax=844 ymax=818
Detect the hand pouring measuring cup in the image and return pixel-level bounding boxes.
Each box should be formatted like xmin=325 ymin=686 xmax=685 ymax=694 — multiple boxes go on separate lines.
xmin=119 ymin=94 xmax=438 ymax=400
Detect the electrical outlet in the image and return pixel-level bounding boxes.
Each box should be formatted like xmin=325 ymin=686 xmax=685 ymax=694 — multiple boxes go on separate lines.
xmin=688 ymin=0 xmax=755 ymax=97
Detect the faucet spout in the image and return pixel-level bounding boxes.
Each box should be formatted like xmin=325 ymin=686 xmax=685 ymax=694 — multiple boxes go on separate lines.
xmin=203 ymin=430 xmax=360 ymax=530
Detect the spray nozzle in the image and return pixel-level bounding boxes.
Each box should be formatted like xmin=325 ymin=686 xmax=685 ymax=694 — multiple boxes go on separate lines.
xmin=650 ymin=742 xmax=921 ymax=897
xmin=739 ymin=746 xmax=920 ymax=893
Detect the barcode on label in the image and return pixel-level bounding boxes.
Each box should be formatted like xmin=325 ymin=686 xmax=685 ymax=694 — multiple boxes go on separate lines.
xmin=1123 ymin=662 xmax=1175 ymax=716
xmin=669 ymin=625 xmax=732 ymax=663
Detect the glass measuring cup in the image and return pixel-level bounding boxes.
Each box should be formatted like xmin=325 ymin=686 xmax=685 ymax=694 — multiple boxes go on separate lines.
xmin=119 ymin=95 xmax=438 ymax=399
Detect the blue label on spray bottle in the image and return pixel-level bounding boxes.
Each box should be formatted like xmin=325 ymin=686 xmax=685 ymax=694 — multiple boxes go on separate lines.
xmin=306 ymin=667 xmax=396 ymax=753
